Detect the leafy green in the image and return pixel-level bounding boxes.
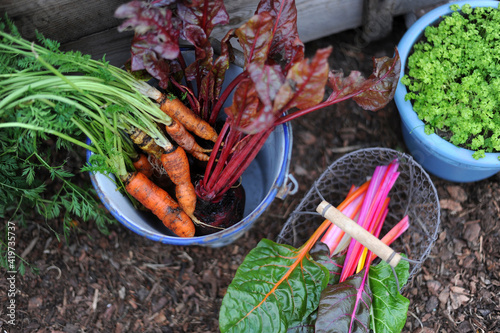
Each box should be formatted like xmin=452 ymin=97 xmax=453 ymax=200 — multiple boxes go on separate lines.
xmin=0 ymin=15 xmax=178 ymax=272
xmin=401 ymin=4 xmax=500 ymax=159
xmin=219 ymin=238 xmax=330 ymax=333
xmin=309 ymin=242 xmax=344 ymax=285
xmin=369 ymin=259 xmax=410 ymax=332
xmin=315 ymin=269 xmax=372 ymax=333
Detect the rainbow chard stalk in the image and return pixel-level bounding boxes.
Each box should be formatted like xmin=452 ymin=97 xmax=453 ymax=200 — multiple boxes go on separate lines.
xmin=219 ymin=160 xmax=411 ymax=332
xmin=115 ymin=0 xmax=401 ymax=229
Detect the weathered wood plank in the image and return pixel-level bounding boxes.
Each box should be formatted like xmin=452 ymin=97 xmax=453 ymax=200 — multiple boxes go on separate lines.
xmin=1 ymin=0 xmax=446 ymax=66
xmin=60 ymin=29 xmax=134 ymax=67
xmin=206 ymin=0 xmax=364 ymax=46
xmin=1 ymin=0 xmax=364 ymax=52
xmin=0 ymin=0 xmax=127 ymax=42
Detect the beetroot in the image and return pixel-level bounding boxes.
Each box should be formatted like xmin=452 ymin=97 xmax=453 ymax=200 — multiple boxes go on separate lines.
xmin=193 ymin=184 xmax=245 ymax=235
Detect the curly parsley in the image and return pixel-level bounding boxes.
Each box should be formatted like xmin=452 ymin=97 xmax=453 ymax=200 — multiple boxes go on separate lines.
xmin=401 ymin=4 xmax=500 ymax=159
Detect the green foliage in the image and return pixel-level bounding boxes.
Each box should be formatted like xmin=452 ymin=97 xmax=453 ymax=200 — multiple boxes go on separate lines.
xmin=219 ymin=239 xmax=330 ymax=333
xmin=402 ymin=4 xmax=500 ymax=159
xmin=369 ymin=259 xmax=410 ymax=332
xmin=0 ymin=17 xmax=143 ymax=273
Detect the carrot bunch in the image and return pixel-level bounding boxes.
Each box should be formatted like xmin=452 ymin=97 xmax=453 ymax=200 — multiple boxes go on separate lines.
xmin=0 ymin=20 xmax=227 ymax=238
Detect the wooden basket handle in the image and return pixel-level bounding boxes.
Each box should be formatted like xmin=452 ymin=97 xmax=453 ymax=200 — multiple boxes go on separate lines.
xmin=316 ymin=200 xmax=402 ymax=268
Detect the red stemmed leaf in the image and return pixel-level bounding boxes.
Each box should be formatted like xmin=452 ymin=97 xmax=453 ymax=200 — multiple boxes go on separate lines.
xmin=130 ymin=36 xmax=180 ymax=89
xmin=235 ymin=13 xmax=274 ymax=67
xmin=115 ymin=1 xmax=181 ymax=60
xmin=178 ymin=0 xmax=229 ymax=73
xmin=228 ymin=62 xmax=285 ymax=133
xmin=327 ymin=49 xmax=401 ymax=111
xmin=315 ymin=269 xmax=372 ymax=333
xmin=212 ymin=32 xmax=233 ymax=90
xmin=352 ymin=50 xmax=400 ymax=111
xmin=177 ymin=0 xmax=229 ymax=44
xmin=177 ymin=0 xmax=230 ymax=120
xmin=224 ymin=78 xmax=262 ymax=130
xmin=326 ymin=70 xmax=365 ymax=100
xmin=255 ymin=0 xmax=304 ymax=67
xmin=273 ymin=47 xmax=331 ymax=112
xmin=248 ymin=62 xmax=285 ymax=108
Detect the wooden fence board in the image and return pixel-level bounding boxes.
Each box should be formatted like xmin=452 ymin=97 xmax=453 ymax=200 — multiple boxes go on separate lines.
xmin=0 ymin=0 xmax=447 ymax=65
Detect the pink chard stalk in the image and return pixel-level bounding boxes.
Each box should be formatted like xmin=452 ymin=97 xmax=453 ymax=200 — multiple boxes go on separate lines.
xmin=115 ymin=0 xmax=401 ymax=217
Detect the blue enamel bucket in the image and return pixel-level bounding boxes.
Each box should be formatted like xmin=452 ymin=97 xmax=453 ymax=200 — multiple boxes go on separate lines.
xmin=87 ymin=52 xmax=296 ymax=247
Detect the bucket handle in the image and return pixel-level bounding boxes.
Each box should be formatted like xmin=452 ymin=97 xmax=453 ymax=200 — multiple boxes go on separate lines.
xmin=276 ymin=174 xmax=298 ymax=200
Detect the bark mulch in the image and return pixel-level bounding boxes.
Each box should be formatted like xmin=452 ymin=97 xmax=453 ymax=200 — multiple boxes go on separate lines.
xmin=1 ymin=15 xmax=499 ymax=333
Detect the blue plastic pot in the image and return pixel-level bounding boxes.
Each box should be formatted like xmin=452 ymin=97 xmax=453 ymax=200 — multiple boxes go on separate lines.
xmin=87 ymin=55 xmax=296 ymax=247
xmin=394 ymin=1 xmax=500 ymax=182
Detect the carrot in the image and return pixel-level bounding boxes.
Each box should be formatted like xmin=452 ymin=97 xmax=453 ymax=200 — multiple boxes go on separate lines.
xmin=165 ymin=119 xmax=211 ymax=160
xmin=159 ymin=95 xmax=218 ymax=142
xmin=122 ymin=172 xmax=195 ymax=237
xmin=129 ymin=127 xmax=164 ymax=159
xmin=132 ymin=154 xmax=154 ymax=178
xmin=160 ymin=146 xmax=197 ymax=216
xmin=175 ymin=182 xmax=197 ymax=216
xmin=188 ymin=150 xmax=210 ymax=162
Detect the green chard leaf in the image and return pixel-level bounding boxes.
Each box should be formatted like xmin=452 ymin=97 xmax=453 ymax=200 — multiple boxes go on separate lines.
xmin=285 ymin=242 xmax=345 ymax=333
xmin=369 ymin=259 xmax=410 ymax=333
xmin=219 ymin=238 xmax=330 ymax=333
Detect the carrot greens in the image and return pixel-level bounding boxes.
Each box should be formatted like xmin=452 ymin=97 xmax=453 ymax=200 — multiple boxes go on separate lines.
xmin=0 ymin=16 xmax=202 ymax=270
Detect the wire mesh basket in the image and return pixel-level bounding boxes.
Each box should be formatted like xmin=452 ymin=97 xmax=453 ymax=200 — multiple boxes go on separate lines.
xmin=276 ymin=148 xmax=440 ymax=286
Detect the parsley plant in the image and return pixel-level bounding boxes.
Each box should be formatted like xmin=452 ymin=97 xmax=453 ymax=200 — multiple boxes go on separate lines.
xmin=401 ymin=4 xmax=500 ymax=159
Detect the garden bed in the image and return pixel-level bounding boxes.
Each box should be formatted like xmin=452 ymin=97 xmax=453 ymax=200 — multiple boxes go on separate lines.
xmin=0 ymin=13 xmax=499 ymax=333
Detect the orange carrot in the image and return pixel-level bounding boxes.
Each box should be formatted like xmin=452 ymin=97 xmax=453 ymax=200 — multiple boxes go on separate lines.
xmin=129 ymin=127 xmax=164 ymax=159
xmin=165 ymin=119 xmax=212 ymax=160
xmin=122 ymin=172 xmax=195 ymax=237
xmin=132 ymin=154 xmax=154 ymax=178
xmin=159 ymin=96 xmax=218 ymax=142
xmin=175 ymin=182 xmax=197 ymax=216
xmin=189 ymin=150 xmax=210 ymax=162
xmin=160 ymin=146 xmax=197 ymax=216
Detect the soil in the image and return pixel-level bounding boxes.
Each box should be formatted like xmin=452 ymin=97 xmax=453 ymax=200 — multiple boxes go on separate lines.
xmin=1 ymin=15 xmax=500 ymax=333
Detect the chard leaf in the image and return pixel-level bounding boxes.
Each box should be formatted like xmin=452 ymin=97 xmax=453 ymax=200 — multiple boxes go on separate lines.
xmin=232 ymin=62 xmax=284 ymax=133
xmin=255 ymin=0 xmax=304 ymax=67
xmin=219 ymin=238 xmax=330 ymax=333
xmin=287 ymin=242 xmax=345 ymax=333
xmin=352 ymin=50 xmax=401 ymax=111
xmin=309 ymin=242 xmax=345 ymax=286
xmin=177 ymin=0 xmax=228 ymax=121
xmin=235 ymin=13 xmax=274 ymax=67
xmin=287 ymin=310 xmax=317 ymax=333
xmin=177 ymin=0 xmax=229 ymax=42
xmin=327 ymin=49 xmax=400 ymax=111
xmin=315 ymin=269 xmax=372 ymax=333
xmin=115 ymin=1 xmax=180 ymax=60
xmin=224 ymin=77 xmax=261 ymax=129
xmin=369 ymin=259 xmax=410 ymax=333
xmin=211 ymin=32 xmax=235 ymax=111
xmin=273 ymin=47 xmax=331 ymax=112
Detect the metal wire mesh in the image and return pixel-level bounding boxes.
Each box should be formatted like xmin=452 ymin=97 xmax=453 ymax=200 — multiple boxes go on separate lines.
xmin=276 ymin=148 xmax=440 ymax=287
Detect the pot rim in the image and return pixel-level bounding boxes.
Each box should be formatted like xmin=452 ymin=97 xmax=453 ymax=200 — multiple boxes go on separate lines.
xmin=394 ymin=0 xmax=500 ymax=167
